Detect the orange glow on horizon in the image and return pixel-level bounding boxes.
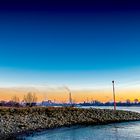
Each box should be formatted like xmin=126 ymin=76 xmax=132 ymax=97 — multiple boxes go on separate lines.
xmin=0 ymin=87 xmax=140 ymax=103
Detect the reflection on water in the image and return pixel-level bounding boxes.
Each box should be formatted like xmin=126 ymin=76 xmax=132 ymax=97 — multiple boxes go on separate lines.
xmin=17 ymin=107 xmax=140 ymax=140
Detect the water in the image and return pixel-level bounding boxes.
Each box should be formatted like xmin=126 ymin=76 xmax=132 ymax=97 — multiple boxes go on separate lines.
xmin=80 ymin=106 xmax=140 ymax=113
xmin=17 ymin=107 xmax=140 ymax=140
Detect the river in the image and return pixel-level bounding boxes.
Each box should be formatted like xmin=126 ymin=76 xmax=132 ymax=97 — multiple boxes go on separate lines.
xmin=17 ymin=106 xmax=140 ymax=140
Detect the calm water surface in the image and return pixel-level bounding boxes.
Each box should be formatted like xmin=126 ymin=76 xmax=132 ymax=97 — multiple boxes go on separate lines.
xmin=82 ymin=106 xmax=140 ymax=113
xmin=18 ymin=107 xmax=140 ymax=140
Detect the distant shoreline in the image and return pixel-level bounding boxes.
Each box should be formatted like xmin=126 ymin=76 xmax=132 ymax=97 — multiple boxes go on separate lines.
xmin=1 ymin=107 xmax=140 ymax=139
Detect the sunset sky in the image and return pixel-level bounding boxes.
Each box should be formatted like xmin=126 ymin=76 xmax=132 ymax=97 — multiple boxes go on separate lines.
xmin=0 ymin=0 xmax=140 ymax=102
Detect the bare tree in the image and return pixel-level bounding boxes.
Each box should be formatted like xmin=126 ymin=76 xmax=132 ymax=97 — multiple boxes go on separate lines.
xmin=24 ymin=92 xmax=37 ymax=107
xmin=11 ymin=95 xmax=20 ymax=107
xmin=134 ymin=99 xmax=139 ymax=104
xmin=126 ymin=99 xmax=131 ymax=104
xmin=12 ymin=95 xmax=20 ymax=103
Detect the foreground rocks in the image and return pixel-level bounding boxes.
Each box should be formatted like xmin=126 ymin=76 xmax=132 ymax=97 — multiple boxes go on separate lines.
xmin=0 ymin=107 xmax=140 ymax=139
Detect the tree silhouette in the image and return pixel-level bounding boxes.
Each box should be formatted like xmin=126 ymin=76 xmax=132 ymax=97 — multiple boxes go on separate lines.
xmin=134 ymin=99 xmax=139 ymax=104
xmin=12 ymin=95 xmax=19 ymax=103
xmin=24 ymin=92 xmax=37 ymax=107
xmin=11 ymin=95 xmax=20 ymax=107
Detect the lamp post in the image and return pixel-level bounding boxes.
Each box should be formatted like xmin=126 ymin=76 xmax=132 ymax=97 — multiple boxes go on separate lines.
xmin=112 ymin=80 xmax=116 ymax=111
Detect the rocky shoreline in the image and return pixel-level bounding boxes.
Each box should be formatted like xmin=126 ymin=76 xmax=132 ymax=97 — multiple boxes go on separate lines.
xmin=0 ymin=107 xmax=140 ymax=139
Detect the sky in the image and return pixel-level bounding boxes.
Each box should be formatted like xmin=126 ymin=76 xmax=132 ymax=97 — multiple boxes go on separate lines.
xmin=0 ymin=0 xmax=140 ymax=102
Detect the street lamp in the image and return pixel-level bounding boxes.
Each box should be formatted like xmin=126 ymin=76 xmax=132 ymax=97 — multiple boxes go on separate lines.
xmin=112 ymin=80 xmax=116 ymax=111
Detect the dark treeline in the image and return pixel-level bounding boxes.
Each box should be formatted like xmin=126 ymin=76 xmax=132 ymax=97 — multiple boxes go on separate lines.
xmin=0 ymin=93 xmax=140 ymax=107
xmin=1 ymin=100 xmax=140 ymax=107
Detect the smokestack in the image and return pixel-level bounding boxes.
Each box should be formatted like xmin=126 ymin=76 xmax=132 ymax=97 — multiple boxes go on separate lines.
xmin=69 ymin=91 xmax=72 ymax=104
xmin=63 ymin=86 xmax=72 ymax=104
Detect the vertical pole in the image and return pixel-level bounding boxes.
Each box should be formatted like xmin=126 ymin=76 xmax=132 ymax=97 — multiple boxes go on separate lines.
xmin=112 ymin=80 xmax=116 ymax=111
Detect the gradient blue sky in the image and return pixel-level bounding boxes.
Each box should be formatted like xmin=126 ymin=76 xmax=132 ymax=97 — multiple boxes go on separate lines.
xmin=0 ymin=0 xmax=140 ymax=89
